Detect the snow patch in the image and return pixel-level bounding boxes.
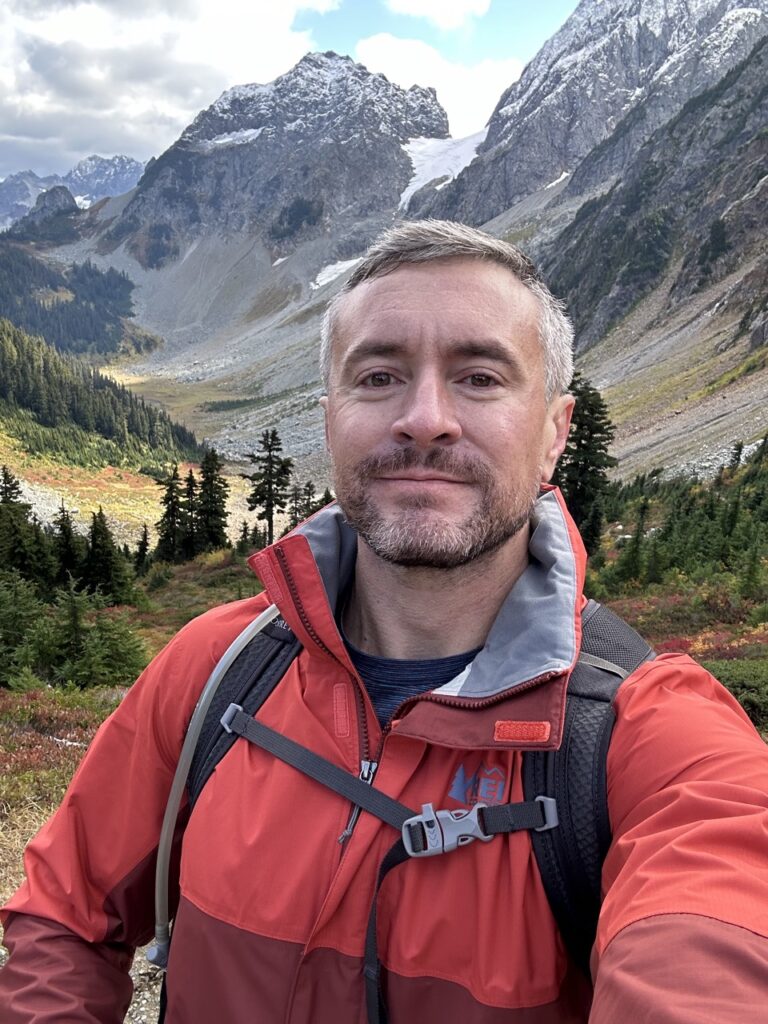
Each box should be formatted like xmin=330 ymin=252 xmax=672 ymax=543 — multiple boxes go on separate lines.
xmin=74 ymin=195 xmax=91 ymax=209
xmin=272 ymin=256 xmax=288 ymax=266
xmin=399 ymin=129 xmax=488 ymax=211
xmin=195 ymin=127 xmax=265 ymax=152
xmin=544 ymin=171 xmax=570 ymax=190
xmin=310 ymin=258 xmax=361 ymax=291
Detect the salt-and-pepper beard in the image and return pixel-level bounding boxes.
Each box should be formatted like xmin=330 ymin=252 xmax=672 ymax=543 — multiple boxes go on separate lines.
xmin=333 ymin=447 xmax=540 ymax=569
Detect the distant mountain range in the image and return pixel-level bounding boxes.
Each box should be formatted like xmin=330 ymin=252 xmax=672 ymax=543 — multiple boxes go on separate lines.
xmin=5 ymin=0 xmax=768 ymax=482
xmin=0 ymin=155 xmax=144 ymax=229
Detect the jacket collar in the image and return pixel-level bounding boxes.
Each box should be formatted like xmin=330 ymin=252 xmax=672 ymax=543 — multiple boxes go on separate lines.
xmin=249 ymin=487 xmax=585 ymax=710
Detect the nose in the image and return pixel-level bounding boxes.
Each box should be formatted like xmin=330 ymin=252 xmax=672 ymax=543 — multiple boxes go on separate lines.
xmin=390 ymin=373 xmax=462 ymax=447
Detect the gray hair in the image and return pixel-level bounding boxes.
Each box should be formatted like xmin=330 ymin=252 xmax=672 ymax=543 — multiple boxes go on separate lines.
xmin=319 ymin=219 xmax=574 ymax=401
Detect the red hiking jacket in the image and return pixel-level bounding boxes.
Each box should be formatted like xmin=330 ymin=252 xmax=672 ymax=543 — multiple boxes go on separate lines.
xmin=2 ymin=489 xmax=768 ymax=1022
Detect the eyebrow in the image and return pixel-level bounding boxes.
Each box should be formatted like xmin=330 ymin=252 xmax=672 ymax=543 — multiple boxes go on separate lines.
xmin=341 ymin=338 xmax=523 ymax=372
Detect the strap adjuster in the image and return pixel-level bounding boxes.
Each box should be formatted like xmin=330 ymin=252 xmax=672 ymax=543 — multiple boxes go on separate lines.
xmin=534 ymin=795 xmax=559 ymax=831
xmin=220 ymin=702 xmax=243 ymax=734
xmin=402 ymin=802 xmax=493 ymax=857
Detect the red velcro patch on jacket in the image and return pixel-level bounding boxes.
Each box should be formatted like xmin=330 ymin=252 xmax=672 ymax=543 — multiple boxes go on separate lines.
xmin=494 ymin=720 xmax=551 ymax=743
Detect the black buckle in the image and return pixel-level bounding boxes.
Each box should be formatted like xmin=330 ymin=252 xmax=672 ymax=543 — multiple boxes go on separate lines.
xmin=402 ymin=802 xmax=493 ymax=857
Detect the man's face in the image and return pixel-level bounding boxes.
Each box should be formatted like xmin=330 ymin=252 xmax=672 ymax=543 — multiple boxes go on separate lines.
xmin=321 ymin=258 xmax=573 ymax=569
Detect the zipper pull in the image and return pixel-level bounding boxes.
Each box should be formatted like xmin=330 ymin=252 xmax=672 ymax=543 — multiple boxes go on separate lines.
xmin=337 ymin=760 xmax=378 ymax=843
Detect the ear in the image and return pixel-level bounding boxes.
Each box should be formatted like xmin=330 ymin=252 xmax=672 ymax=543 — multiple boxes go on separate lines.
xmin=540 ymin=393 xmax=575 ymax=482
xmin=319 ymin=394 xmax=330 ymax=449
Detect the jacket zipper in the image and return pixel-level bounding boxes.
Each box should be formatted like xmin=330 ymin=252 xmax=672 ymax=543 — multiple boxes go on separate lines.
xmin=273 ymin=545 xmax=371 ymax=755
xmin=337 ymin=759 xmax=379 ymax=843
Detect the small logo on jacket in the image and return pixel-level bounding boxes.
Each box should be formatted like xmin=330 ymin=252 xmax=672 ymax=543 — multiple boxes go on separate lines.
xmin=448 ymin=762 xmax=506 ymax=806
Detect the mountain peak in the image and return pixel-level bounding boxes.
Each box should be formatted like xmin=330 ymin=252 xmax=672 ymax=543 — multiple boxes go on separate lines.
xmin=182 ymin=51 xmax=448 ymax=148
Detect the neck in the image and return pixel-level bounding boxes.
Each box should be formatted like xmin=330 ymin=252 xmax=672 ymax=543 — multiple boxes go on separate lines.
xmin=343 ymin=528 xmax=531 ymax=660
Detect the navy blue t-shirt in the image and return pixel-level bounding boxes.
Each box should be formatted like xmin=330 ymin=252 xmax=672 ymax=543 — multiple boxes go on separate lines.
xmin=343 ymin=633 xmax=481 ymax=727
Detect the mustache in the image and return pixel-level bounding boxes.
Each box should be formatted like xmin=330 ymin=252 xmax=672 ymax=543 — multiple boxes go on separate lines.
xmin=355 ymin=447 xmax=493 ymax=484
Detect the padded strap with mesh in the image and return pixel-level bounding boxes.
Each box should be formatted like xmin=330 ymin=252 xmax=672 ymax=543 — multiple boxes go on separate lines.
xmin=187 ymin=617 xmax=301 ymax=807
xmin=522 ymin=600 xmax=655 ymax=977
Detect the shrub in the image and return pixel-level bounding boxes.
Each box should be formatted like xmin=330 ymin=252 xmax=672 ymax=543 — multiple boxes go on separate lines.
xmin=702 ymin=657 xmax=768 ymax=731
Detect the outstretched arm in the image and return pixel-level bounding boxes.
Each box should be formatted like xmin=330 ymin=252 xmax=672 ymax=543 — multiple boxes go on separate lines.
xmin=590 ymin=655 xmax=768 ymax=1023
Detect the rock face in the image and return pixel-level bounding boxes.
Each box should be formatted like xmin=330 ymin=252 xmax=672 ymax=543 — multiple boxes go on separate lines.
xmin=0 ymin=156 xmax=144 ymax=229
xmin=64 ymin=155 xmax=145 ymax=203
xmin=541 ymin=34 xmax=768 ymax=350
xmin=16 ymin=185 xmax=78 ymax=228
xmin=422 ymin=0 xmax=768 ymax=225
xmin=103 ymin=52 xmax=449 ymax=268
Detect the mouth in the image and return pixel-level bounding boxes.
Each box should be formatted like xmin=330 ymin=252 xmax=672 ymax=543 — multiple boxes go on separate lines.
xmin=375 ymin=473 xmax=471 ymax=484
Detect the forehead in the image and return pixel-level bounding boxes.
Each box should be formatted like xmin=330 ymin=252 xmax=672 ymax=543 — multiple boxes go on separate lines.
xmin=331 ymin=258 xmax=542 ymax=366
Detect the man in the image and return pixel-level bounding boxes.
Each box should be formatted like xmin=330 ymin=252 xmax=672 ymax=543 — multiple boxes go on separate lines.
xmin=2 ymin=220 xmax=767 ymax=1022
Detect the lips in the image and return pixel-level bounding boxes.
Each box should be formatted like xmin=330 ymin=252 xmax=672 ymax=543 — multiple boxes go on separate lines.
xmin=376 ymin=473 xmax=469 ymax=484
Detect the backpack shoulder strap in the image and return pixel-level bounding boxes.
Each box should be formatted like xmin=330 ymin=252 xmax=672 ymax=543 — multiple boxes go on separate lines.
xmin=187 ymin=614 xmax=301 ymax=807
xmin=522 ymin=600 xmax=655 ymax=977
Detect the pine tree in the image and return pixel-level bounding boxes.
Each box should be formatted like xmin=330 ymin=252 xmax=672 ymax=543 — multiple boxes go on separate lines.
xmin=614 ymin=499 xmax=648 ymax=583
xmin=284 ymin=484 xmax=305 ymax=534
xmin=53 ymin=502 xmax=84 ymax=585
xmin=155 ymin=465 xmax=184 ymax=563
xmin=553 ymin=373 xmax=617 ymax=552
xmin=236 ymin=521 xmax=250 ymax=556
xmin=134 ymin=524 xmax=151 ymax=576
xmin=316 ymin=487 xmax=334 ymax=510
xmin=197 ymin=448 xmax=230 ymax=550
xmin=180 ymin=469 xmax=199 ymax=561
xmin=0 ymin=465 xmax=24 ymax=504
xmin=241 ymin=430 xmax=293 ymax=545
xmin=740 ymin=540 xmax=764 ymax=601
xmin=301 ymin=481 xmax=317 ymax=517
xmin=83 ymin=507 xmax=132 ymax=604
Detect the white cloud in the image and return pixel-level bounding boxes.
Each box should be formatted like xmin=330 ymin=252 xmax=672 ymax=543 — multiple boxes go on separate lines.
xmin=0 ymin=0 xmax=341 ymax=175
xmin=385 ymin=0 xmax=491 ymax=32
xmin=356 ymin=33 xmax=522 ymax=138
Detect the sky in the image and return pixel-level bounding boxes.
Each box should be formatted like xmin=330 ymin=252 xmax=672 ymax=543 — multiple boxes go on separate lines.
xmin=0 ymin=0 xmax=580 ymax=179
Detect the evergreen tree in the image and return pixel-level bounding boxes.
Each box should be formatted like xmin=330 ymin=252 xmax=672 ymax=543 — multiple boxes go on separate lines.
xmin=155 ymin=465 xmax=184 ymax=562
xmin=236 ymin=521 xmax=250 ymax=556
xmin=181 ymin=469 xmax=199 ymax=561
xmin=301 ymin=481 xmax=318 ymax=517
xmin=250 ymin=524 xmax=268 ymax=550
xmin=316 ymin=487 xmax=334 ymax=510
xmin=11 ymin=579 xmax=146 ymax=689
xmin=197 ymin=448 xmax=230 ymax=550
xmin=83 ymin=507 xmax=132 ymax=604
xmin=53 ymin=502 xmax=84 ymax=585
xmin=740 ymin=540 xmax=764 ymax=601
xmin=0 ymin=464 xmax=24 ymax=504
xmin=0 ymin=570 xmax=45 ymax=685
xmin=242 ymin=430 xmax=293 ymax=545
xmin=284 ymin=484 xmax=305 ymax=534
xmin=134 ymin=524 xmax=151 ymax=576
xmin=615 ymin=499 xmax=648 ymax=583
xmin=553 ymin=373 xmax=617 ymax=553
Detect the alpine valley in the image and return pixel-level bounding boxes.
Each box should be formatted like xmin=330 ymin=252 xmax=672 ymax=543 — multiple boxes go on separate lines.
xmin=4 ymin=0 xmax=768 ymax=491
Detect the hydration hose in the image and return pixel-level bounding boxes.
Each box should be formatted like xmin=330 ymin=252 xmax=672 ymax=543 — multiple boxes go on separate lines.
xmin=146 ymin=602 xmax=281 ymax=969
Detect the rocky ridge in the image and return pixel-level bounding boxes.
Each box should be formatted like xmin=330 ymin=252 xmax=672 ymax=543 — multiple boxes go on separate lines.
xmin=421 ymin=0 xmax=768 ymax=225
xmin=101 ymin=52 xmax=449 ymax=270
xmin=0 ymin=155 xmax=144 ymax=229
